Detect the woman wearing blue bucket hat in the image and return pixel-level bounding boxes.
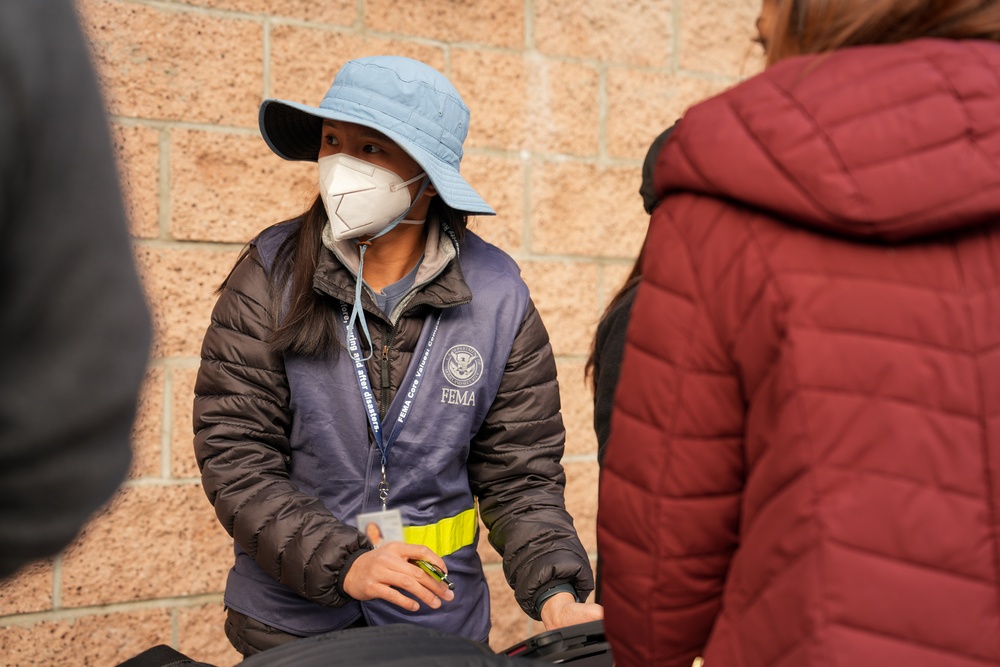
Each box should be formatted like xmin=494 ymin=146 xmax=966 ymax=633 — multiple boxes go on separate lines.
xmin=193 ymin=56 xmax=602 ymax=656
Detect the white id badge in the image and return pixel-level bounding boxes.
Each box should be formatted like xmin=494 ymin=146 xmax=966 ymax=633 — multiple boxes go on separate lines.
xmin=356 ymin=509 xmax=404 ymax=547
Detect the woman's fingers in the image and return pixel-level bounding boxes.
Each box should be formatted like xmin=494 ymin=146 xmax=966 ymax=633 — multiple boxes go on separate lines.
xmin=342 ymin=542 xmax=453 ymax=612
xmin=384 ymin=564 xmax=450 ymax=609
xmin=384 ymin=542 xmax=448 ymax=572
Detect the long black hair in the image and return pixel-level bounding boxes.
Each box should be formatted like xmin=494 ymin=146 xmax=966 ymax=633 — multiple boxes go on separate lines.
xmin=220 ymin=194 xmax=468 ymax=359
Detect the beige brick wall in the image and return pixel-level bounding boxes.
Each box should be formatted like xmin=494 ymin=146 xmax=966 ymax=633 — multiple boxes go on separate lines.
xmin=0 ymin=1 xmax=762 ymax=664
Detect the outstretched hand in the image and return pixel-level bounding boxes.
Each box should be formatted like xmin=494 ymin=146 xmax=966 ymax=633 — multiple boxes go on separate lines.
xmin=342 ymin=541 xmax=455 ymax=612
xmin=539 ymin=592 xmax=604 ymax=631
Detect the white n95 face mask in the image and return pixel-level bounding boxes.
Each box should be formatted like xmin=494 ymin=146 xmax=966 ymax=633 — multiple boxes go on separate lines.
xmin=318 ymin=153 xmax=427 ymax=241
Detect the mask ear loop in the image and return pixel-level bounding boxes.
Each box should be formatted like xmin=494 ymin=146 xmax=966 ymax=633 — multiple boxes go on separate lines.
xmin=347 ymin=175 xmax=431 ymax=361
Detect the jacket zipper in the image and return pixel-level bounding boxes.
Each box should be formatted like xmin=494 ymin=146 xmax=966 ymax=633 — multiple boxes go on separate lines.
xmin=379 ymin=323 xmax=398 ymax=422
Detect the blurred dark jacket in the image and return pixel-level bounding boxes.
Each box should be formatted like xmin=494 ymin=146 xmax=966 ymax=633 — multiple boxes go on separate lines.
xmin=0 ymin=0 xmax=152 ymax=579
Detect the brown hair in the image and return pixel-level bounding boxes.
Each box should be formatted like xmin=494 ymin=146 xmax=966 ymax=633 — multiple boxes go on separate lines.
xmin=221 ymin=194 xmax=468 ymax=359
xmin=765 ymin=0 xmax=1000 ymax=66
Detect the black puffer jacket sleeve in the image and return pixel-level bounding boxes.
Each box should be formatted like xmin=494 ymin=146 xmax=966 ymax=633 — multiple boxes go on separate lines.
xmin=469 ymin=298 xmax=594 ymax=618
xmin=193 ymin=246 xmax=369 ymax=606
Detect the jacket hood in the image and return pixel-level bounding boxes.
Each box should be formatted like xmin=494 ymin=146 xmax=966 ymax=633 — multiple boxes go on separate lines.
xmin=658 ymin=38 xmax=1000 ymax=242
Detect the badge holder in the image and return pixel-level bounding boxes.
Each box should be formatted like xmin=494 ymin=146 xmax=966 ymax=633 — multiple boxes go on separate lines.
xmin=356 ymin=508 xmax=404 ymax=548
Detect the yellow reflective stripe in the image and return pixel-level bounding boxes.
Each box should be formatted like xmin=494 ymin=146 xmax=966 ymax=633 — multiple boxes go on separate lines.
xmin=403 ymin=507 xmax=478 ymax=557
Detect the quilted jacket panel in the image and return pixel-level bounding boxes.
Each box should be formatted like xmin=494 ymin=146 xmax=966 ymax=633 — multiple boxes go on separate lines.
xmin=599 ymin=38 xmax=1000 ymax=667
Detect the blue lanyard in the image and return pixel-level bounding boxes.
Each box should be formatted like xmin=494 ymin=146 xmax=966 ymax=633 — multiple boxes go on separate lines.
xmin=340 ymin=301 xmax=442 ymax=510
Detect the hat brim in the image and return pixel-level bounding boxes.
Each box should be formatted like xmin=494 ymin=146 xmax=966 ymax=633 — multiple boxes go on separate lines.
xmin=260 ymin=99 xmax=495 ymax=216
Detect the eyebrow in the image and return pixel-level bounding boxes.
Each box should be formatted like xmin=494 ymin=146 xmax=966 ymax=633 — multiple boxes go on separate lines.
xmin=322 ymin=120 xmax=392 ymax=143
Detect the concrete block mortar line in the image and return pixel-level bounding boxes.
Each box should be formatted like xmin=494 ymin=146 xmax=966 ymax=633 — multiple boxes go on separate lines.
xmin=597 ymin=65 xmax=609 ymax=165
xmin=553 ymin=353 xmax=589 ymax=364
xmin=672 ymin=0 xmax=682 ymax=73
xmin=158 ymin=127 xmax=171 ymax=240
xmin=509 ymin=249 xmax=640 ymax=265
xmin=112 ymin=116 xmax=260 ymax=136
xmin=162 ymin=367 xmax=174 ymax=479
xmin=0 ymin=593 xmax=225 ymax=627
xmin=465 ymin=145 xmax=634 ymax=165
xmin=114 ymin=0 xmax=305 ymax=24
xmin=517 ymin=150 xmax=641 ymax=167
xmin=364 ymin=31 xmax=521 ymax=55
xmin=262 ymin=19 xmax=272 ymax=100
xmin=481 ymin=560 xmax=503 ymax=573
xmin=521 ymin=148 xmax=533 ymax=257
xmin=441 ymin=44 xmax=452 ymax=78
xmin=674 ymin=68 xmax=744 ymax=84
xmin=52 ymin=554 xmax=64 ymax=611
xmin=436 ymin=34 xmax=678 ymax=71
xmin=265 ymin=16 xmax=359 ymax=32
xmin=144 ymin=356 xmax=202 ymax=371
xmin=563 ymin=453 xmax=598 ymax=465
xmin=121 ymin=477 xmax=203 ymax=489
xmin=524 ymin=0 xmax=535 ymax=50
xmin=171 ymin=606 xmax=180 ymax=651
xmin=132 ymin=237 xmax=249 ymax=252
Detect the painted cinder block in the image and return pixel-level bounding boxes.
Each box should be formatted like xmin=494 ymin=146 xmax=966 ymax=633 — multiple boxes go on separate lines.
xmin=607 ymin=68 xmax=733 ymax=160
xmin=461 ymin=153 xmax=527 ymax=255
xmin=679 ymin=0 xmax=764 ymax=76
xmin=134 ymin=245 xmax=241 ymax=359
xmin=452 ymin=49 xmax=600 ymax=157
xmin=171 ymin=366 xmax=202 ymax=481
xmin=534 ymin=0 xmax=673 ymax=66
xmin=176 ymin=0 xmax=355 ymax=25
xmin=111 ymin=124 xmax=161 ymax=239
xmin=59 ymin=485 xmax=231 ymax=607
xmin=556 ymin=358 xmax=599 ymax=459
xmin=269 ymin=25 xmax=447 ymax=107
xmin=484 ymin=566 xmax=541 ymax=653
xmin=365 ymin=0 xmax=524 ymax=50
xmin=0 ymin=561 xmax=54 ymax=617
xmin=0 ymin=608 xmax=172 ymax=666
xmin=529 ymin=160 xmax=648 ymax=258
xmin=79 ymin=0 xmax=264 ymax=127
xmin=130 ymin=367 xmax=165 ymax=480
xmin=520 ymin=259 xmax=601 ymax=357
xmin=169 ymin=128 xmax=315 ymax=244
xmin=177 ymin=601 xmax=243 ymax=667
xmin=563 ymin=459 xmax=601 ymax=555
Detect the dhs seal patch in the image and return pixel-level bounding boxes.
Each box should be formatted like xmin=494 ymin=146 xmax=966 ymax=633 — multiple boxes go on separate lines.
xmin=443 ymin=344 xmax=484 ymax=388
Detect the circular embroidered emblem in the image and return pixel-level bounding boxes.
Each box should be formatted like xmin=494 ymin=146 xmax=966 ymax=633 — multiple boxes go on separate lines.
xmin=443 ymin=344 xmax=484 ymax=388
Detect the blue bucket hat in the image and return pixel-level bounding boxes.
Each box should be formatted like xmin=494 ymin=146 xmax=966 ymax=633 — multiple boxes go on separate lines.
xmin=259 ymin=56 xmax=494 ymax=216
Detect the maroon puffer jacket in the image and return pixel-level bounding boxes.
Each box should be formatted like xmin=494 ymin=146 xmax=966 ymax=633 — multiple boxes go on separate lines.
xmin=598 ymin=38 xmax=1000 ymax=667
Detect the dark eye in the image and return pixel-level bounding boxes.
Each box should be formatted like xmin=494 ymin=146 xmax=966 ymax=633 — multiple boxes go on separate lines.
xmin=362 ymin=144 xmax=383 ymax=154
xmin=323 ymin=133 xmax=339 ymax=146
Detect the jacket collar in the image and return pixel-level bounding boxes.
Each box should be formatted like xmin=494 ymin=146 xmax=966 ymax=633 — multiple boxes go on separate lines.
xmin=312 ymin=218 xmax=472 ymax=320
